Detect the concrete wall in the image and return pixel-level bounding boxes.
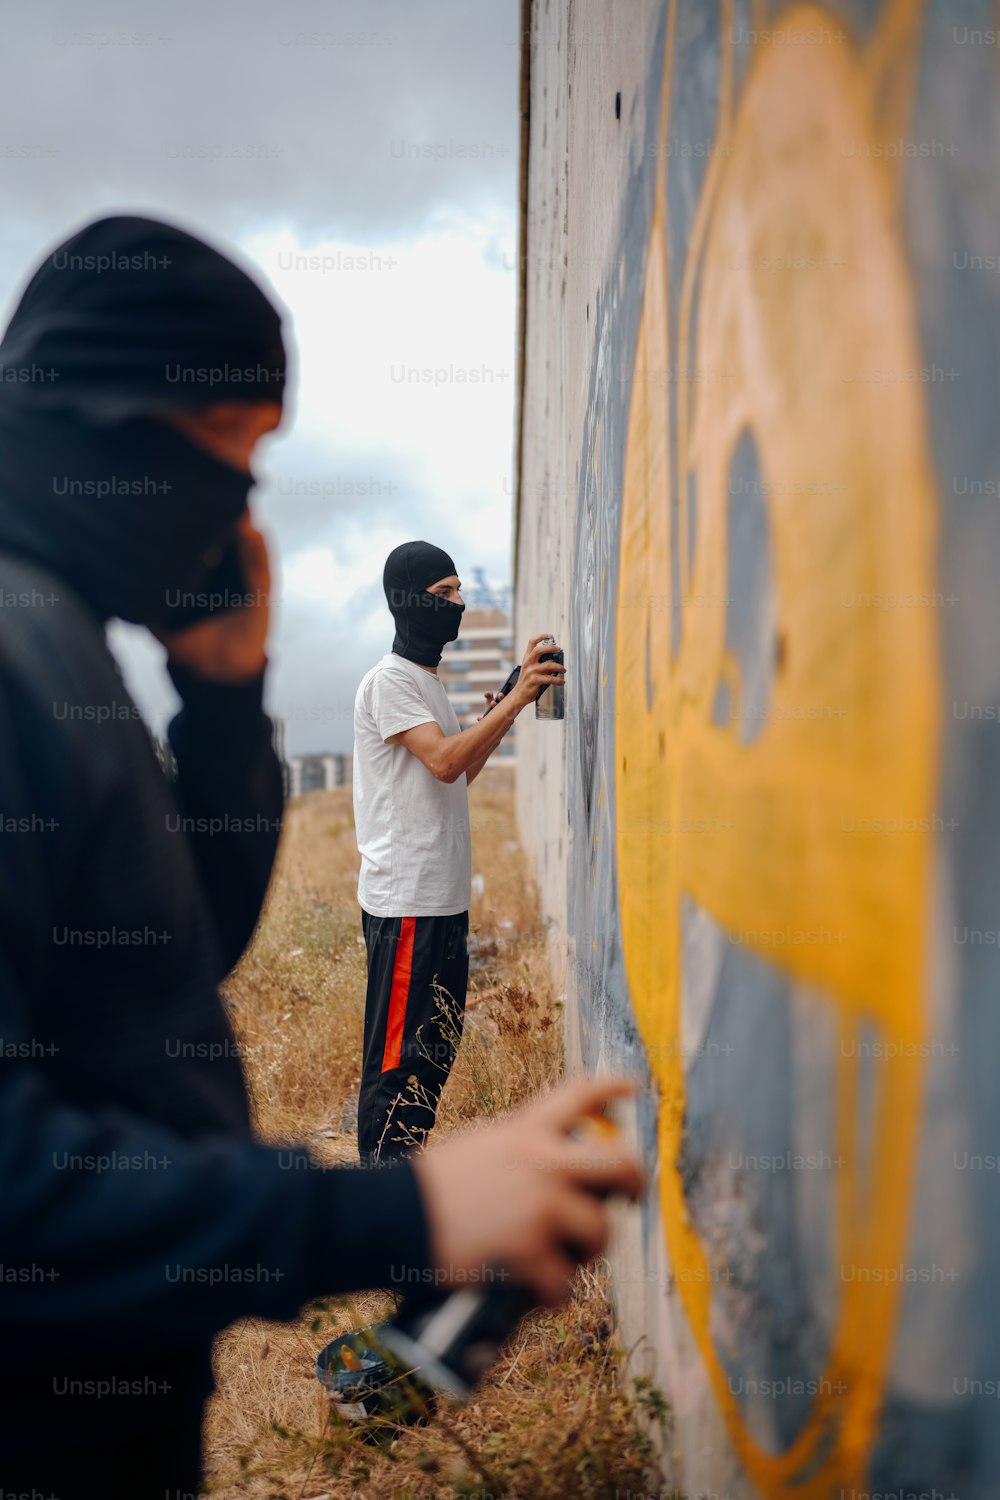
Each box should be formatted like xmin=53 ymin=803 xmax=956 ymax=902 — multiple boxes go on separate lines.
xmin=514 ymin=2 xmax=1000 ymax=1494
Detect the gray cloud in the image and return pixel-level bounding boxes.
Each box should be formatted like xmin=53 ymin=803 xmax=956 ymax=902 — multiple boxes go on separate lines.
xmin=0 ymin=0 xmax=518 ymax=268
xmin=1 ymin=0 xmax=519 ymax=756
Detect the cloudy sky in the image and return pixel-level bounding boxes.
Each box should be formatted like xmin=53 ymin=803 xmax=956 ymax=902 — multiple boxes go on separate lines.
xmin=1 ymin=0 xmax=519 ymax=752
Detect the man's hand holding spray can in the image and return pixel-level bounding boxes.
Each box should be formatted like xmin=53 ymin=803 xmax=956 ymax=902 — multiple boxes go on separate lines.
xmin=478 ymin=632 xmax=566 ymax=722
xmin=316 ymin=1067 xmax=643 ymax=1428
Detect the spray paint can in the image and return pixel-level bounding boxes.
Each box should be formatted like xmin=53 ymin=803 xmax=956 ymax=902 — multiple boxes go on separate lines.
xmin=535 ymin=635 xmax=565 ymax=721
xmin=316 ymin=1111 xmax=621 ymax=1430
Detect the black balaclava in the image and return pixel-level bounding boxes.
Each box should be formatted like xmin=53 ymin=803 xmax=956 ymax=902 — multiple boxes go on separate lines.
xmin=0 ymin=214 xmax=287 ymax=629
xmin=383 ymin=540 xmax=464 ymax=668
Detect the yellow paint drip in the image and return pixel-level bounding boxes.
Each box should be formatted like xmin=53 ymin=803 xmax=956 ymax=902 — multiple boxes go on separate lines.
xmin=614 ymin=4 xmax=938 ymax=1491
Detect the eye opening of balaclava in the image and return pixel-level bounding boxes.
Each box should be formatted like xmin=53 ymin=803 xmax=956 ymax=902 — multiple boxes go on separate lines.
xmin=383 ymin=540 xmax=464 ymax=669
xmin=0 ymin=213 xmax=287 ymax=629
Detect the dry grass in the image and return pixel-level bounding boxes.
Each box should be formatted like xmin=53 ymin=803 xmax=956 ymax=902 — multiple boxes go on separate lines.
xmin=202 ymin=768 xmax=666 ymax=1499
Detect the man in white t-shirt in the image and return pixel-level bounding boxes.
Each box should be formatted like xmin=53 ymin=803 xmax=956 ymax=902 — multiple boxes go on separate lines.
xmin=353 ymin=539 xmax=565 ymax=1163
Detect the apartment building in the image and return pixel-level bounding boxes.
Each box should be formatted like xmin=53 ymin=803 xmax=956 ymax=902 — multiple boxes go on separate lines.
xmin=287 ymin=751 xmax=353 ymax=797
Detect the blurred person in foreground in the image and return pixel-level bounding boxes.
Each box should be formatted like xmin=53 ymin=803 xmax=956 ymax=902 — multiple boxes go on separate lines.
xmin=0 ymin=215 xmax=642 ymax=1499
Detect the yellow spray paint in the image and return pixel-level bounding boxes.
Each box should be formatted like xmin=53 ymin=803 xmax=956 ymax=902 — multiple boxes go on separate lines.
xmin=615 ymin=4 xmax=940 ymax=1490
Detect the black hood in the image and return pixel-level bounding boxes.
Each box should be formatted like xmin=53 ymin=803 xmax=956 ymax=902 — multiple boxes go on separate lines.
xmin=383 ymin=539 xmax=463 ymax=669
xmin=0 ymin=214 xmax=287 ymax=627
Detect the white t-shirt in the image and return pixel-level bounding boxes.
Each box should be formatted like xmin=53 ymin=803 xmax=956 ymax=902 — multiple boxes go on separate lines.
xmin=353 ymin=652 xmax=472 ymax=917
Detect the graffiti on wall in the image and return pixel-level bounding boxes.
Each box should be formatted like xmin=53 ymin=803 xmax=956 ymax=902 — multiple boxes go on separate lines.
xmin=561 ymin=0 xmax=1000 ymax=1491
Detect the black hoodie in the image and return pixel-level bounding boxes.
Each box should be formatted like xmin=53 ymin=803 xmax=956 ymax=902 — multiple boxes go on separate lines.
xmin=0 ymin=219 xmax=429 ymax=1456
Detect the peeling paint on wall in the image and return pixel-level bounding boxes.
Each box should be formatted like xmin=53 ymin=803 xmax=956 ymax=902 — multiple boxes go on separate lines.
xmin=515 ymin=1 xmax=1000 ymax=1494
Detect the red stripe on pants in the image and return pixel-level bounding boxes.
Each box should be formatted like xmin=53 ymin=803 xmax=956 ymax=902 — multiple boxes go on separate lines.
xmin=380 ymin=916 xmax=416 ymax=1072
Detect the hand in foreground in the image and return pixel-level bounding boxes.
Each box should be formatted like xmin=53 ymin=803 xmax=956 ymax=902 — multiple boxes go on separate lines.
xmin=155 ymin=514 xmax=271 ymax=683
xmin=412 ymin=1077 xmax=643 ymax=1306
xmin=510 ymin=634 xmax=566 ymax=708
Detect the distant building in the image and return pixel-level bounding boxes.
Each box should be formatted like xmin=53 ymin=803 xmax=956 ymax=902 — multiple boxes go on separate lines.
xmin=439 ymin=604 xmax=517 ymax=765
xmin=464 ymin=568 xmax=512 ymax=615
xmin=151 ymin=732 xmax=176 ymax=780
xmin=287 ymin=751 xmax=353 ymax=797
xmin=270 ymin=714 xmax=287 ymax=766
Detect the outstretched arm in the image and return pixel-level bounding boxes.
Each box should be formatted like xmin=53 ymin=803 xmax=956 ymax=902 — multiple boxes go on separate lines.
xmin=394 ymin=635 xmax=565 ymax=784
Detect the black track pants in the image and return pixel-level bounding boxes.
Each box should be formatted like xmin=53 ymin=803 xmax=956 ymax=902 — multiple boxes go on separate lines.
xmin=357 ymin=909 xmax=469 ymax=1163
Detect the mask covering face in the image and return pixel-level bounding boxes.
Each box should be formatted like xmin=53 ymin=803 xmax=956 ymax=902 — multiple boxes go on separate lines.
xmin=383 ymin=540 xmax=464 ymax=669
xmin=0 ymin=406 xmax=254 ymax=631
xmin=0 ymin=213 xmax=285 ymax=629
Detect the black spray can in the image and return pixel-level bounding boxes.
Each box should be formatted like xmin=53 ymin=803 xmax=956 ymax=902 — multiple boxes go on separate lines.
xmin=535 ymin=635 xmax=565 ymax=721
